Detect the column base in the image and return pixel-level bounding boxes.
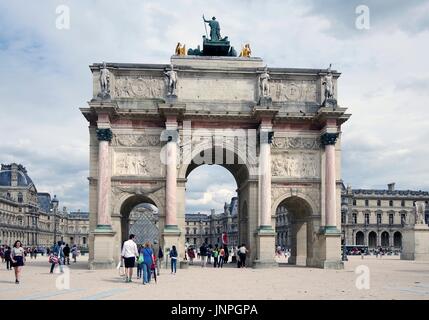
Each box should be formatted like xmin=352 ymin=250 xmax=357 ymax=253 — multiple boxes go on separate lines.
xmin=401 ymin=225 xmax=429 ymax=261
xmin=253 ymin=227 xmax=276 ymax=268
xmin=317 ymin=227 xmax=344 ymax=270
xmin=89 ymin=227 xmax=116 ymax=270
xmin=162 ymin=225 xmax=183 ymax=268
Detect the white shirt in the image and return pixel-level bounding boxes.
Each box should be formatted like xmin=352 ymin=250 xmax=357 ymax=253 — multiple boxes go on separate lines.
xmin=239 ymin=246 xmax=247 ymax=254
xmin=121 ymin=239 xmax=138 ymax=258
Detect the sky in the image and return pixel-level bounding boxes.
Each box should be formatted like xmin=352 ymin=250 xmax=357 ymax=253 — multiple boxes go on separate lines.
xmin=0 ymin=0 xmax=428 ymax=214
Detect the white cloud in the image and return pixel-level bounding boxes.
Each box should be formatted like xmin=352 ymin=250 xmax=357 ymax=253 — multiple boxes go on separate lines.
xmin=0 ymin=0 xmax=428 ymax=213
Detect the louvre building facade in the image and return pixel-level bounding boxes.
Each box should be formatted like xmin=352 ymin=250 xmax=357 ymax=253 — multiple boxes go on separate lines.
xmin=0 ymin=163 xmax=89 ymax=248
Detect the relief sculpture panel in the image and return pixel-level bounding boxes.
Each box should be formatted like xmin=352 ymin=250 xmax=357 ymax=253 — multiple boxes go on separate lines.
xmin=270 ymin=80 xmax=317 ymax=102
xmin=114 ymin=76 xmax=165 ymax=98
xmin=272 ymin=153 xmax=320 ymax=178
xmin=112 ymin=134 xmax=160 ymax=147
xmin=113 ymin=151 xmax=161 ymax=176
xmin=272 ymin=137 xmax=321 ymax=150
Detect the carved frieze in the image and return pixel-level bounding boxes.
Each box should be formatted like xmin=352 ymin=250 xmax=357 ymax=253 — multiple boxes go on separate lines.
xmin=112 ymin=134 xmax=160 ymax=147
xmin=114 ymin=76 xmax=165 ymax=98
xmin=272 ymin=137 xmax=321 ymax=150
xmin=272 ymin=153 xmax=320 ymax=178
xmin=270 ymin=80 xmax=317 ymax=102
xmin=113 ymin=151 xmax=161 ymax=176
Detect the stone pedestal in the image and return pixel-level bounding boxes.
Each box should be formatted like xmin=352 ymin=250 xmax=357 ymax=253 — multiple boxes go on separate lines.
xmin=401 ymin=225 xmax=429 ymax=261
xmin=253 ymin=227 xmax=277 ymax=268
xmin=90 ymin=229 xmax=116 ymax=270
xmin=318 ymin=228 xmax=344 ymax=269
xmin=323 ymin=98 xmax=337 ymax=108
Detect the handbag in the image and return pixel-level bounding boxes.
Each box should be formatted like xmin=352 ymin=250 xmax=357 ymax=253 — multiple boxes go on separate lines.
xmin=138 ymin=254 xmax=144 ymax=264
xmin=49 ymin=254 xmax=59 ymax=264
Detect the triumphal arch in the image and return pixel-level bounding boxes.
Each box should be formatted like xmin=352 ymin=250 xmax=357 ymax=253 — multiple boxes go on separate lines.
xmin=81 ymin=19 xmax=350 ymax=269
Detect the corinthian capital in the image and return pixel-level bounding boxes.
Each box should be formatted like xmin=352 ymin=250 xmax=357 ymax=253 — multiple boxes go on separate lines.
xmin=96 ymin=128 xmax=113 ymax=142
xmin=320 ymin=132 xmax=339 ymax=146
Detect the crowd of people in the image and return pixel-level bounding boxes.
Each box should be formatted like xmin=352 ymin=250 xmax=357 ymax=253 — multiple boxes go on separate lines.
xmin=0 ymin=240 xmax=80 ymax=284
xmin=185 ymin=242 xmax=249 ymax=268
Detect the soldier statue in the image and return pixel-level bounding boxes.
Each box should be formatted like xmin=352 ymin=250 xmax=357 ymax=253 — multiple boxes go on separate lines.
xmin=164 ymin=64 xmax=178 ymax=96
xmin=99 ymin=62 xmax=110 ymax=96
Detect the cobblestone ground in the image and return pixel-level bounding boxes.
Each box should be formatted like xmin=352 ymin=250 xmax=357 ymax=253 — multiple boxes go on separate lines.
xmin=1 ymin=255 xmax=429 ymax=300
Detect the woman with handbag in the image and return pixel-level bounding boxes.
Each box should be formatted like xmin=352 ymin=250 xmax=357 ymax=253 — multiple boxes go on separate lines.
xmin=11 ymin=240 xmax=25 ymax=284
xmin=141 ymin=242 xmax=153 ymax=285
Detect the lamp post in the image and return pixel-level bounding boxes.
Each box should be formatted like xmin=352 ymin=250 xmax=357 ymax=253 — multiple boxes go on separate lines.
xmin=51 ymin=195 xmax=59 ymax=245
xmin=342 ymin=229 xmax=348 ymax=262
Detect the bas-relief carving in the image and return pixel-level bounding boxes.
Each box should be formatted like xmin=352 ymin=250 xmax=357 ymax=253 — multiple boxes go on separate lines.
xmin=113 ymin=151 xmax=161 ymax=176
xmin=112 ymin=134 xmax=160 ymax=147
xmin=270 ymin=80 xmax=317 ymax=102
xmin=272 ymin=153 xmax=320 ymax=178
xmin=114 ymin=76 xmax=165 ymax=98
xmin=272 ymin=137 xmax=321 ymax=150
xmin=111 ymin=185 xmax=165 ymax=213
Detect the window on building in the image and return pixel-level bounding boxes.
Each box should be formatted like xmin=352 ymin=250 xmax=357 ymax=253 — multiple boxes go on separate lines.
xmin=17 ymin=193 xmax=23 ymax=203
xmin=365 ymin=213 xmax=369 ymax=225
xmin=389 ymin=200 xmax=394 ymax=207
xmin=377 ymin=214 xmax=382 ymax=225
xmin=377 ymin=200 xmax=381 ymax=206
xmin=352 ymin=199 xmax=357 ymax=206
xmin=186 ymin=238 xmax=189 ymax=243
xmin=193 ymin=228 xmax=197 ymax=235
xmin=365 ymin=200 xmax=369 ymax=207
xmin=341 ymin=213 xmax=345 ymax=224
xmin=193 ymin=238 xmax=197 ymax=245
xmin=389 ymin=214 xmax=394 ymax=225
xmin=353 ymin=214 xmax=357 ymax=224
xmin=194 ymin=222 xmax=196 ymax=226
xmin=401 ymin=200 xmax=405 ymax=207
xmin=83 ymin=237 xmax=86 ymax=245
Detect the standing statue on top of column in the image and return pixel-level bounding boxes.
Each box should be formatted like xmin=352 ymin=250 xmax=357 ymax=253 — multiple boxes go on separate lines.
xmin=323 ymin=64 xmax=334 ymax=99
xmin=99 ymin=62 xmax=110 ymax=99
xmin=203 ymin=15 xmax=221 ymax=41
xmin=259 ymin=66 xmax=271 ymax=98
xmin=164 ymin=64 xmax=178 ymax=97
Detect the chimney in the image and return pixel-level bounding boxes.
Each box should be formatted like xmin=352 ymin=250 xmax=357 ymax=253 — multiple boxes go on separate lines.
xmin=211 ymin=209 xmax=215 ymax=216
xmin=388 ymin=183 xmax=395 ymax=191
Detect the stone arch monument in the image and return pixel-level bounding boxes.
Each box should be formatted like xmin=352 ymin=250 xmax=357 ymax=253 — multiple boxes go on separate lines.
xmin=80 ymin=23 xmax=351 ymax=269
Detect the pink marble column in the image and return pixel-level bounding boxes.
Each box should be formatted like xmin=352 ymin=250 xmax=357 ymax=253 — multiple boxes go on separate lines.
xmin=259 ymin=121 xmax=273 ymax=228
xmin=322 ymin=132 xmax=339 ymax=229
xmin=165 ymin=137 xmax=177 ymax=226
xmin=165 ymin=117 xmax=178 ymax=227
xmin=96 ymin=128 xmax=112 ymax=228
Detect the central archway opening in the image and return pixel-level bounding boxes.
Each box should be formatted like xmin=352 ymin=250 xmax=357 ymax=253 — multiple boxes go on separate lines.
xmin=120 ymin=195 xmax=160 ymax=247
xmin=183 ymin=146 xmax=250 ymax=266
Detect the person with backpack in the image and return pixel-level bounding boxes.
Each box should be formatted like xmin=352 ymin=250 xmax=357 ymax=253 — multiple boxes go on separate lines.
xmin=4 ymin=246 xmax=12 ymax=270
xmin=169 ymin=245 xmax=178 ymax=274
xmin=50 ymin=241 xmax=64 ymax=273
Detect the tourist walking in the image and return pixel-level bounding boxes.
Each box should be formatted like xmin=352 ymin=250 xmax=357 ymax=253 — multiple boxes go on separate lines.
xmin=71 ymin=244 xmax=78 ymax=263
xmin=207 ymin=244 xmax=213 ymax=265
xmin=200 ymin=243 xmax=208 ymax=267
xmin=4 ymin=246 xmax=12 ymax=270
xmin=141 ymin=242 xmax=153 ymax=285
xmin=121 ymin=234 xmax=139 ymax=283
xmin=11 ymin=241 xmax=25 ymax=284
xmin=50 ymin=241 xmax=65 ymax=273
xmin=170 ymin=245 xmax=178 ymax=274
xmin=136 ymin=245 xmax=143 ymax=279
xmin=223 ymin=244 xmax=229 ymax=264
xmin=238 ymin=244 xmax=248 ymax=268
xmin=187 ymin=246 xmax=195 ymax=265
xmin=213 ymin=245 xmax=219 ymax=268
xmin=63 ymin=244 xmax=70 ymax=265
xmin=157 ymin=245 xmax=163 ymax=276
xmin=219 ymin=246 xmax=225 ymax=268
